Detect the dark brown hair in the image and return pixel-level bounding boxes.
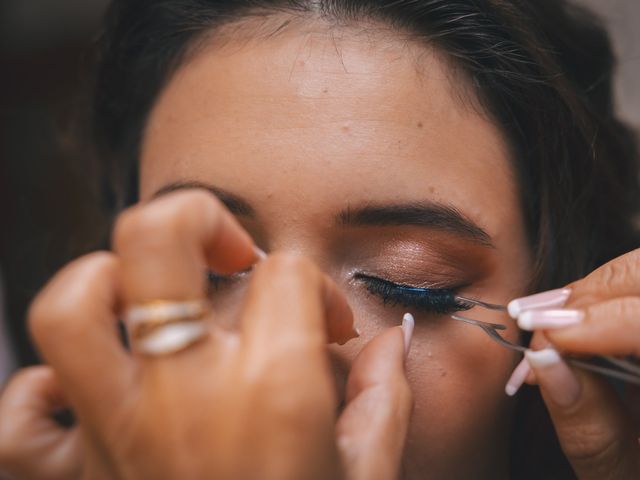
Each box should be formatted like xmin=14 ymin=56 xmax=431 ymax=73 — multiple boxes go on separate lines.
xmin=93 ymin=0 xmax=640 ymax=292
xmin=90 ymin=1 xmax=639 ymax=477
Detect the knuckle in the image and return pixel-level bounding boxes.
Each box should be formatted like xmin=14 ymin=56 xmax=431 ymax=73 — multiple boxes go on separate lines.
xmin=3 ymin=366 xmax=49 ymax=390
xmin=256 ymin=252 xmax=317 ymax=282
xmin=590 ymin=297 xmax=640 ymax=324
xmin=157 ymin=189 xmax=222 ymax=226
xmin=562 ymin=425 xmax=627 ymax=475
xmin=28 ymin=292 xmax=56 ymax=342
xmin=622 ymin=248 xmax=640 ymax=268
xmin=28 ymin=252 xmax=115 ymax=342
xmin=162 ymin=187 xmax=218 ymax=209
xmin=28 ymin=286 xmax=65 ymax=344
xmin=113 ymin=191 xmax=221 ymax=252
xmin=615 ymin=297 xmax=640 ymax=322
xmin=112 ymin=205 xmax=174 ymax=251
xmin=590 ymin=251 xmax=640 ymax=289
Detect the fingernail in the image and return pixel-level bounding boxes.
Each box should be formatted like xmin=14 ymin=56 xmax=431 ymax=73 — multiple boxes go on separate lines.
xmin=336 ymin=323 xmax=360 ymax=345
xmin=505 ymin=357 xmax=531 ymax=396
xmin=507 ymin=288 xmax=572 ymax=318
xmin=401 ymin=313 xmax=414 ymax=358
xmin=254 ymin=247 xmax=267 ymax=261
xmin=349 ymin=324 xmax=361 ymax=341
xmin=525 ymin=348 xmax=581 ymax=407
xmin=518 ymin=309 xmax=584 ymax=331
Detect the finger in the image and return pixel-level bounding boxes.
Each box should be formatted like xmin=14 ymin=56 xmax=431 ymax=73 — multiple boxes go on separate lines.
xmin=504 ymin=357 xmax=531 ymax=395
xmin=505 ymin=330 xmax=553 ymax=394
xmin=112 ymin=189 xmax=259 ymax=303
xmin=519 ymin=297 xmax=640 ymax=357
xmin=240 ymin=253 xmax=357 ymax=356
xmin=235 ymin=253 xmax=356 ymax=478
xmin=566 ymin=248 xmax=640 ymax=307
xmin=0 ymin=367 xmax=82 ymax=480
xmin=28 ymin=252 xmax=133 ymax=425
xmin=526 ymin=349 xmax=640 ymax=479
xmin=336 ymin=314 xmax=413 ymax=480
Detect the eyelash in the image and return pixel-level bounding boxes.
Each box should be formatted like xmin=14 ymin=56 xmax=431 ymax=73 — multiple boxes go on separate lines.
xmin=354 ymin=274 xmax=471 ymax=315
xmin=207 ymin=271 xmax=472 ymax=316
xmin=206 ymin=270 xmax=248 ymax=291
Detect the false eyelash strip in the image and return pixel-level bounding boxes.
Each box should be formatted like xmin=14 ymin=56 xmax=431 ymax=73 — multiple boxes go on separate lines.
xmin=356 ymin=274 xmax=473 ymax=315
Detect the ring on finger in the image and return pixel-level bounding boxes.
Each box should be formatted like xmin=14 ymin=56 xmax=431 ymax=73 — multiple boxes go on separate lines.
xmin=123 ymin=299 xmax=210 ymax=356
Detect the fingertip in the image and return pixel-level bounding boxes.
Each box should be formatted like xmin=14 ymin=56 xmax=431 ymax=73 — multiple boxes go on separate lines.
xmin=401 ymin=313 xmax=414 ymax=359
xmin=504 ymin=357 xmax=530 ymax=397
xmin=254 ymin=246 xmax=268 ymax=261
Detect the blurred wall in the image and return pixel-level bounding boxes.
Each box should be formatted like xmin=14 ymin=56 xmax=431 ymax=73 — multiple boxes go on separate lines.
xmin=579 ymin=0 xmax=640 ymax=129
xmin=1 ymin=0 xmax=111 ymax=366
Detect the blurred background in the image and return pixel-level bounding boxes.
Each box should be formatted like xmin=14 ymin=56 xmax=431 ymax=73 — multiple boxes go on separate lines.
xmin=1 ymin=0 xmax=639 ymax=379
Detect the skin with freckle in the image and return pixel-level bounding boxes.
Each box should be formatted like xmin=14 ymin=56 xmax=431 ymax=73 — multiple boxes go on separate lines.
xmin=141 ymin=18 xmax=531 ymax=480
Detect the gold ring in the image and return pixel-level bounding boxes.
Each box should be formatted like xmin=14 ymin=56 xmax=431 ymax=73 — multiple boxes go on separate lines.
xmin=123 ymin=299 xmax=210 ymax=356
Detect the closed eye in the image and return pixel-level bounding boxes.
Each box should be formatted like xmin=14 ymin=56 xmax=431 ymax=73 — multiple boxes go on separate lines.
xmin=354 ymin=273 xmax=472 ymax=315
xmin=206 ymin=269 xmax=251 ymax=291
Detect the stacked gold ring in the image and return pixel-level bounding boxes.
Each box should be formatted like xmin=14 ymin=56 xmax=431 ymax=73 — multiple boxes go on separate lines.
xmin=123 ymin=299 xmax=210 ymax=356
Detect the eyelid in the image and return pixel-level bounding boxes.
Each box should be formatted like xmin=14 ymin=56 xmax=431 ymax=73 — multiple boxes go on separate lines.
xmin=353 ymin=273 xmax=472 ymax=315
xmin=206 ymin=268 xmax=252 ymax=288
xmin=351 ymin=272 xmax=466 ymax=291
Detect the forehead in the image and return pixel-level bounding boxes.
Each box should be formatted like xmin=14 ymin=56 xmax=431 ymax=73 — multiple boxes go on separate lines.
xmin=140 ymin=20 xmax=518 ymax=237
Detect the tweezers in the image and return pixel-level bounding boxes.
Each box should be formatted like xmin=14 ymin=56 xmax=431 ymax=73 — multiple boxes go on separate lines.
xmin=450 ymin=295 xmax=640 ymax=386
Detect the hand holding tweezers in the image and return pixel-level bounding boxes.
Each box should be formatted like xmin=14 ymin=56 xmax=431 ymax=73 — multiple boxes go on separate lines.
xmin=450 ymin=296 xmax=640 ymax=386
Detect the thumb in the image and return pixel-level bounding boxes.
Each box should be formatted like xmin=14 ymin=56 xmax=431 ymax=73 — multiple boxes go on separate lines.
xmin=336 ymin=314 xmax=414 ymax=480
xmin=0 ymin=366 xmax=82 ymax=480
xmin=525 ymin=349 xmax=640 ymax=479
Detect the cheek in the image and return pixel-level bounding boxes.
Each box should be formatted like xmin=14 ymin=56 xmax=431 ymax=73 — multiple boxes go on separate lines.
xmin=405 ymin=324 xmax=517 ymax=473
xmin=329 ymin=294 xmax=518 ymax=467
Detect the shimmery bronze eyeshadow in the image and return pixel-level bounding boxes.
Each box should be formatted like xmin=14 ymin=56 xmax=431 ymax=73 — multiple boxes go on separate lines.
xmin=336 ymin=226 xmax=496 ymax=289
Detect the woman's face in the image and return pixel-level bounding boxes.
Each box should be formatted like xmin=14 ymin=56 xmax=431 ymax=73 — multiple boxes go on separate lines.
xmin=139 ymin=19 xmax=531 ymax=479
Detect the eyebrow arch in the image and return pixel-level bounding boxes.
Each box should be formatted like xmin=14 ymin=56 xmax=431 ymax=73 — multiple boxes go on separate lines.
xmin=152 ymin=181 xmax=255 ymax=217
xmin=337 ymin=203 xmax=495 ymax=248
xmin=153 ymin=181 xmax=493 ymax=247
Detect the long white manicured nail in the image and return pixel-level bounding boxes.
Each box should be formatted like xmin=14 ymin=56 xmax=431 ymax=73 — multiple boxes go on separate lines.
xmin=507 ymin=288 xmax=572 ymax=318
xmin=505 ymin=357 xmax=531 ymax=396
xmin=525 ymin=348 xmax=581 ymax=407
xmin=401 ymin=313 xmax=414 ymax=358
xmin=518 ymin=309 xmax=584 ymax=331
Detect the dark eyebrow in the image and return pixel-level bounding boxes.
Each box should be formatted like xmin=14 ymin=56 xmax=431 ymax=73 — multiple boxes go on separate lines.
xmin=153 ymin=181 xmax=255 ymax=217
xmin=337 ymin=203 xmax=495 ymax=248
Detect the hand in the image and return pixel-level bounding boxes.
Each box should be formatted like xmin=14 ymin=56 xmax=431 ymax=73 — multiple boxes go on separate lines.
xmin=512 ymin=248 xmax=640 ymax=479
xmin=0 ymin=190 xmax=412 ymax=480
xmin=0 ymin=367 xmax=83 ymax=480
